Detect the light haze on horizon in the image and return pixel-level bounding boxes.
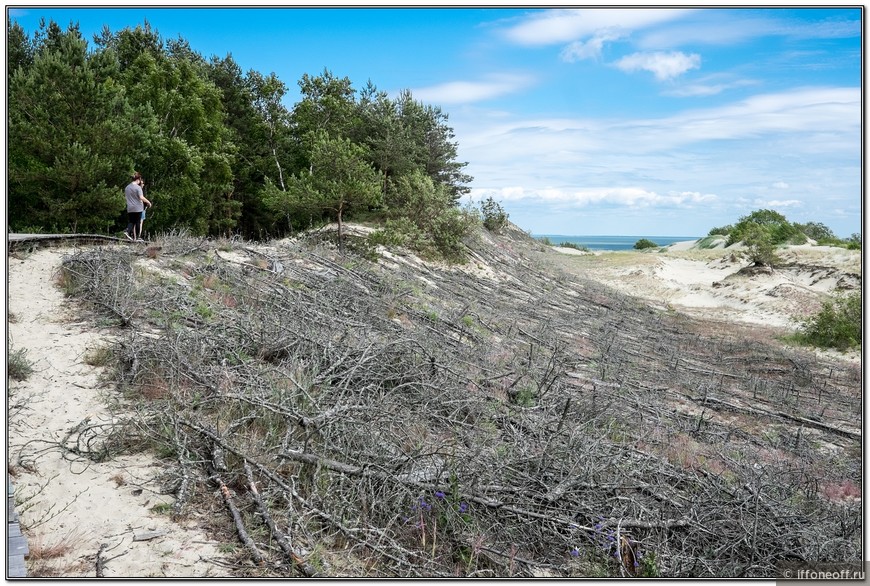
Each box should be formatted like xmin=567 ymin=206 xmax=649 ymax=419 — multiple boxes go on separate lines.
xmin=8 ymin=4 xmax=862 ymax=237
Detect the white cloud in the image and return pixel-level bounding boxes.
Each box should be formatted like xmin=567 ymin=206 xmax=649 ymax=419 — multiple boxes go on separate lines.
xmin=664 ymin=77 xmax=759 ymax=97
xmin=614 ymin=51 xmax=701 ymax=81
xmin=636 ymin=16 xmax=779 ymax=49
xmin=761 ymin=199 xmax=803 ymax=208
xmin=502 ymin=8 xmax=692 ymax=46
xmin=560 ymin=30 xmax=624 ymax=62
xmin=411 ymin=74 xmax=534 ymax=105
xmin=471 ymin=186 xmax=715 ymax=208
xmin=457 ymin=87 xmax=859 ymax=162
xmin=453 ymin=85 xmax=858 ymax=234
xmin=637 ymin=12 xmax=860 ymax=50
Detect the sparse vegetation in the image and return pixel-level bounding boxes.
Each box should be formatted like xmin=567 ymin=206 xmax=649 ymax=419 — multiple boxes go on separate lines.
xmin=83 ymin=345 xmax=114 ymax=367
xmin=48 ymin=228 xmax=860 ymax=578
xmin=479 ymin=196 xmax=509 ymax=233
xmin=9 ymin=346 xmax=35 ymax=381
xmin=793 ymin=291 xmax=861 ymax=350
xmin=694 ymin=235 xmax=724 ymax=250
xmin=558 ymin=241 xmax=589 ymax=252
xmin=25 ymin=529 xmax=88 ymax=577
xmin=633 ymin=238 xmax=658 ymax=250
xmin=742 ymin=223 xmax=781 ymax=267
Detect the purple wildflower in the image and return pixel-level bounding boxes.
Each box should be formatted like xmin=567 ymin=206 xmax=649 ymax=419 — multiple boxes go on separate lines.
xmin=458 ymin=502 xmax=468 ymax=513
xmin=570 ymin=548 xmax=580 ymax=557
xmin=434 ymin=491 xmax=446 ymax=500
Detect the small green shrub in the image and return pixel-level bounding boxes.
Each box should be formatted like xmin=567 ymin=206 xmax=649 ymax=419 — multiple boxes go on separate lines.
xmin=430 ymin=208 xmax=475 ymax=263
xmin=558 ymin=241 xmax=589 ymax=252
xmin=9 ymin=347 xmax=35 ymax=381
xmin=742 ymin=224 xmax=780 ymax=266
xmin=150 ymin=502 xmax=172 ymax=515
xmin=369 ymin=209 xmax=473 ymax=263
xmin=480 ymin=197 xmax=508 ymax=234
xmin=84 ymin=346 xmax=114 ymax=367
xmin=195 ymin=302 xmax=213 ymax=320
xmin=634 ymin=239 xmax=658 ymax=250
xmin=796 ymin=292 xmax=861 ymax=350
xmin=639 ymin=551 xmax=660 ymax=577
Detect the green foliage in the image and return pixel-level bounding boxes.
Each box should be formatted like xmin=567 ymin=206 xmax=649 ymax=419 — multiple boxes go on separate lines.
xmin=370 ymin=208 xmax=475 ymax=263
xmin=794 ymin=221 xmax=835 ymax=242
xmin=298 ymin=131 xmax=383 ymax=252
xmin=639 ymin=551 xmax=660 ymax=578
xmin=8 ymin=347 xmax=36 ymax=382
xmin=708 ymin=225 xmax=732 ymax=236
xmin=429 ymin=207 xmax=476 ymax=262
xmin=742 ymin=223 xmax=781 ymax=266
xmin=813 ymin=231 xmax=862 ymax=251
xmin=8 ymin=19 xmax=473 ymax=244
xmin=558 ymin=241 xmax=589 ymax=252
xmin=633 ymin=238 xmax=658 ymax=250
xmin=8 ymin=22 xmax=141 ymax=233
xmin=726 ymin=209 xmax=803 ymax=247
xmin=795 ymin=292 xmax=861 ymax=350
xmin=480 ymin=197 xmax=508 ymax=233
xmin=369 ymin=171 xmax=476 ymax=262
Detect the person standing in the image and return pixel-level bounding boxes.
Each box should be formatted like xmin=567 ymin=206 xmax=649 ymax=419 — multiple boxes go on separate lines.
xmin=124 ymin=172 xmax=151 ymax=241
xmin=138 ymin=179 xmax=148 ymax=239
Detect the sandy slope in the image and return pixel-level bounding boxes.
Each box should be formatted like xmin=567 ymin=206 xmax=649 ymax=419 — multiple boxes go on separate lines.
xmin=550 ymin=241 xmax=861 ymax=362
xmin=7 ymin=247 xmax=229 ymax=578
xmin=5 ymin=238 xmax=861 ymax=577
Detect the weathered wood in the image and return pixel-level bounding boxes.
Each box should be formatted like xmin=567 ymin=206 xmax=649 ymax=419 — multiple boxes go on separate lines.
xmin=8 ymin=555 xmax=27 ymax=577
xmin=243 ymin=462 xmax=319 ymax=577
xmin=8 ymin=533 xmax=29 ymax=556
xmin=8 ymin=479 xmax=29 ymax=577
xmin=8 ymin=233 xmax=129 ymax=253
xmin=132 ymin=529 xmax=168 ymax=542
xmin=8 ymin=495 xmax=19 ymax=523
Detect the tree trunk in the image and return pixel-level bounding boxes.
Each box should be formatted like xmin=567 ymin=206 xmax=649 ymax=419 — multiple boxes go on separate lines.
xmin=337 ymin=204 xmax=344 ymax=255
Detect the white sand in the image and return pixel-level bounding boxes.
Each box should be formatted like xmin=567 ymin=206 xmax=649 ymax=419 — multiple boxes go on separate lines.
xmin=7 ymin=247 xmax=229 ymax=578
xmin=550 ymin=241 xmax=861 ymax=364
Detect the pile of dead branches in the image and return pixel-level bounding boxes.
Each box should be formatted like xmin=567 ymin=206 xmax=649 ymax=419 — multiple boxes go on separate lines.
xmin=58 ymin=228 xmax=861 ymax=578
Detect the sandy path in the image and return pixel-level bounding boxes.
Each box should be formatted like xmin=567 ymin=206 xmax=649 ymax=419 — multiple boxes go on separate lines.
xmin=7 ymin=247 xmax=229 ymax=578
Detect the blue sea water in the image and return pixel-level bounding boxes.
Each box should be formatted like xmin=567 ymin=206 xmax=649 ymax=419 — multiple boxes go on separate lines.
xmin=534 ymin=234 xmax=701 ymax=251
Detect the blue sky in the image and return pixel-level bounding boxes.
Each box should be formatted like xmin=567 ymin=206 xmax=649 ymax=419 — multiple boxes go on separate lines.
xmin=8 ymin=5 xmax=863 ymax=237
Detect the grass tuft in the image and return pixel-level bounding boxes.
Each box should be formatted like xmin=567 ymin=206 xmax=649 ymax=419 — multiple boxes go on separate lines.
xmin=9 ymin=347 xmax=35 ymax=381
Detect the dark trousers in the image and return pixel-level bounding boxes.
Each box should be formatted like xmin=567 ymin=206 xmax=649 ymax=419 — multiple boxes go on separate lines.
xmin=126 ymin=211 xmax=143 ymax=238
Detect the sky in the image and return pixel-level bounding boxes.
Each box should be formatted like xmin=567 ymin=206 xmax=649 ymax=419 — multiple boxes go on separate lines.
xmin=6 ymin=3 xmax=864 ymax=237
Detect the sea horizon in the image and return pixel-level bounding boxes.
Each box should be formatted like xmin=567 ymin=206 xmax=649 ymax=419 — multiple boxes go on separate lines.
xmin=533 ymin=234 xmax=703 ymax=251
